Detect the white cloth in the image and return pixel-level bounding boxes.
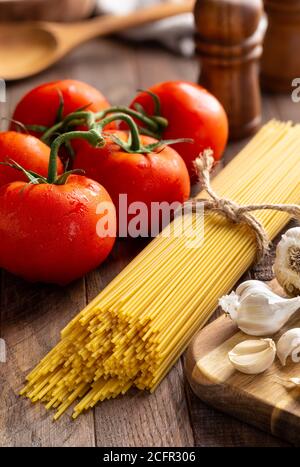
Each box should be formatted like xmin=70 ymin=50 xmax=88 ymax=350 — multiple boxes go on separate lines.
xmin=95 ymin=0 xmax=195 ymax=56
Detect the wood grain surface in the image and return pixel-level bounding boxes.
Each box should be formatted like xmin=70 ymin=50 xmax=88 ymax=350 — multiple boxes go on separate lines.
xmin=0 ymin=37 xmax=298 ymax=447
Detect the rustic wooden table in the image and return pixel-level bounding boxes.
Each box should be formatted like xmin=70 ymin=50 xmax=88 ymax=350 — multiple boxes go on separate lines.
xmin=0 ymin=37 xmax=296 ymax=447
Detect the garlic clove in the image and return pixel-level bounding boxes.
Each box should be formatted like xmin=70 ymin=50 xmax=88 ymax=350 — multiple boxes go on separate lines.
xmin=236 ymin=280 xmax=272 ymax=297
xmin=220 ymin=280 xmax=300 ymax=336
xmin=277 ymin=328 xmax=300 ymax=366
xmin=274 ymin=227 xmax=300 ymax=297
xmin=228 ymin=338 xmax=276 ymax=375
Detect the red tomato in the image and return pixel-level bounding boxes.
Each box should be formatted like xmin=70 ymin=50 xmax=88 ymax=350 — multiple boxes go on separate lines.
xmin=11 ymin=79 xmax=113 ymax=137
xmin=0 ymin=132 xmax=63 ymax=188
xmin=128 ymin=81 xmax=228 ymax=181
xmin=0 ymin=175 xmax=116 ymax=285
xmin=73 ymin=131 xmax=191 ymax=235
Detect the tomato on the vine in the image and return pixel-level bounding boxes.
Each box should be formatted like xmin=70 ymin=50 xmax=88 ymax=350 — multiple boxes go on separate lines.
xmin=0 ymin=130 xmax=116 ymax=285
xmin=128 ymin=81 xmax=228 ymax=181
xmin=74 ymin=124 xmax=191 ymax=235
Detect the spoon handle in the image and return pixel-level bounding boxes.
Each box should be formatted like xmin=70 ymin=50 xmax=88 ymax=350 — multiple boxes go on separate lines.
xmin=52 ymin=1 xmax=194 ymax=49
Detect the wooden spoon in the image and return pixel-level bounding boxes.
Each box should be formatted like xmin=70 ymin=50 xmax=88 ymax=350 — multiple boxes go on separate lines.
xmin=0 ymin=1 xmax=194 ymax=81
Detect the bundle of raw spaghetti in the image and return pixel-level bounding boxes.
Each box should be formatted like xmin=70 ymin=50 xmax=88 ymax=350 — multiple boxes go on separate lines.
xmin=22 ymin=121 xmax=300 ymax=419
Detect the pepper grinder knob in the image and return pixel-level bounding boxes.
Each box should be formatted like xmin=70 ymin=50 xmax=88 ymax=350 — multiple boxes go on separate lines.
xmin=194 ymin=0 xmax=266 ymax=140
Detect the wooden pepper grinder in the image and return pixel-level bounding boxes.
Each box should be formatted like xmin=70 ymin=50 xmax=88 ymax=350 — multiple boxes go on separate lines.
xmin=261 ymin=0 xmax=300 ymax=93
xmin=194 ymin=0 xmax=267 ymax=140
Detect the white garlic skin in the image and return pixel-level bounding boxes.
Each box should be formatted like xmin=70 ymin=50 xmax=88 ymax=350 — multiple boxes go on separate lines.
xmin=228 ymin=338 xmax=276 ymax=375
xmin=277 ymin=328 xmax=300 ymax=366
xmin=219 ymin=280 xmax=300 ymax=336
xmin=274 ymin=227 xmax=300 ymax=297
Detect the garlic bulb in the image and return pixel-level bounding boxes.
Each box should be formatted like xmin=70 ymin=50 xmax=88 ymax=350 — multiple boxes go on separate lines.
xmin=228 ymin=339 xmax=276 ymax=374
xmin=277 ymin=328 xmax=300 ymax=366
xmin=274 ymin=227 xmax=300 ymax=296
xmin=219 ymin=280 xmax=300 ymax=336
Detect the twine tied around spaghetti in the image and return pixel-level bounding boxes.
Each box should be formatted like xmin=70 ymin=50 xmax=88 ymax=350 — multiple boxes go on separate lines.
xmin=186 ymin=149 xmax=300 ymax=261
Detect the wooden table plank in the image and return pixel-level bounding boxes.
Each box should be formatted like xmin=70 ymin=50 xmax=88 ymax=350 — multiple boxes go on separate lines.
xmin=0 ymin=38 xmax=297 ymax=447
xmin=0 ymin=274 xmax=95 ymax=447
xmin=94 ymin=368 xmax=194 ymax=447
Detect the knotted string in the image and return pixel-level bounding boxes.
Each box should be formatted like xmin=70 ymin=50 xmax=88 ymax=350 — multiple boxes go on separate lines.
xmin=185 ymin=149 xmax=300 ymax=261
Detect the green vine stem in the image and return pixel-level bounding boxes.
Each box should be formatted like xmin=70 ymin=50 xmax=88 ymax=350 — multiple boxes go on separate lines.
xmin=25 ymin=90 xmax=168 ymax=147
xmin=96 ymin=106 xmax=168 ymax=132
xmin=96 ymin=113 xmax=142 ymax=152
xmin=41 ymin=121 xmax=65 ymax=143
xmin=96 ymin=113 xmax=193 ymax=155
xmin=5 ymin=116 xmax=192 ymax=187
xmin=41 ymin=111 xmax=97 ymax=144
xmin=47 ymin=129 xmax=104 ymax=183
xmin=136 ymin=89 xmax=161 ymax=115
xmin=36 ymin=102 xmax=168 ymax=145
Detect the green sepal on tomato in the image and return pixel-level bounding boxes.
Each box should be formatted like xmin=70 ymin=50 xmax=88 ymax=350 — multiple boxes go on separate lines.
xmin=0 ymin=131 xmax=63 ymax=188
xmin=0 ymin=130 xmax=116 ymax=285
xmin=73 ymin=114 xmax=191 ymax=236
xmin=126 ymin=81 xmax=229 ymax=181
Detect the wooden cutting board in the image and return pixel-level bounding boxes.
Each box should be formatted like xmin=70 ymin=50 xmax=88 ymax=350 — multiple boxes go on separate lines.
xmin=185 ymin=280 xmax=300 ymax=446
